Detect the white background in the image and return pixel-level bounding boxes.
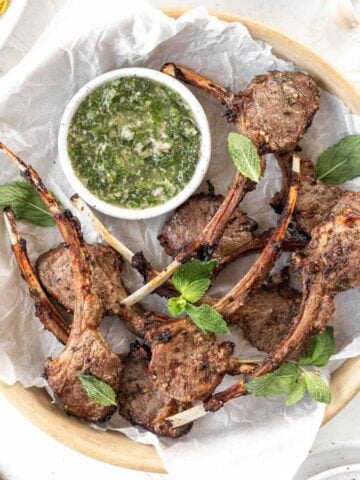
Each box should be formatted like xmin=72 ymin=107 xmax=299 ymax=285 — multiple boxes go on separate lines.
xmin=0 ymin=1 xmax=360 ymax=479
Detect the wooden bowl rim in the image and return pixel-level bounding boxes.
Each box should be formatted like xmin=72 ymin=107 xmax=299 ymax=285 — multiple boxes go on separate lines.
xmin=1 ymin=7 xmax=360 ymax=474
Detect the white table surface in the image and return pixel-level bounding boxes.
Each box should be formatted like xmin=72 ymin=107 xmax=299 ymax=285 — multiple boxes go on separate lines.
xmin=0 ymin=1 xmax=360 ymax=479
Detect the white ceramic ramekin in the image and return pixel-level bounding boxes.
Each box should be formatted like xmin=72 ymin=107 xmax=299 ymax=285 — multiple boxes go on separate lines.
xmin=58 ymin=67 xmax=211 ymax=220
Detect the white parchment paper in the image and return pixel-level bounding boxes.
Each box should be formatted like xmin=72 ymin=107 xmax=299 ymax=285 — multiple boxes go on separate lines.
xmin=0 ymin=1 xmax=360 ymax=479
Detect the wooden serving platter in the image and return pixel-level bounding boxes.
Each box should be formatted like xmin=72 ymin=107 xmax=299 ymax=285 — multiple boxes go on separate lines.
xmin=1 ymin=7 xmax=360 ymax=474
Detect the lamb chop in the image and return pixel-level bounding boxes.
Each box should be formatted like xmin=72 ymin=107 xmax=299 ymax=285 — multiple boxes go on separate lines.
xmin=36 ymin=243 xmax=124 ymax=315
xmin=168 ymin=191 xmax=360 ymax=427
xmin=159 ymin=192 xmax=309 ymax=274
xmin=271 ymin=152 xmax=344 ymax=235
xmin=0 ymin=143 xmax=123 ymax=422
xmin=161 ymin=64 xmax=319 ymax=154
xmin=119 ymin=66 xmax=319 ymax=307
xmin=36 ymin=242 xmax=150 ymax=337
xmin=118 ymin=341 xmax=193 ymax=437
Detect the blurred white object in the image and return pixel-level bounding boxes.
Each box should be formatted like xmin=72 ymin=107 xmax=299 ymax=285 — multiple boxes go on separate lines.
xmin=294 ymin=441 xmax=360 ymax=479
xmin=327 ymin=0 xmax=360 ymax=29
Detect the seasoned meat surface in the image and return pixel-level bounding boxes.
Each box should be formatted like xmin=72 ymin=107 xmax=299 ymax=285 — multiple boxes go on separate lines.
xmin=161 ymin=65 xmax=319 ymax=155
xmin=37 ymin=243 xmax=124 ymax=315
xmin=256 ymin=192 xmax=360 ymax=375
xmin=159 ymin=193 xmax=257 ymax=265
xmin=36 ymin=243 xmax=147 ymax=336
xmin=146 ymin=318 xmax=235 ymax=402
xmin=118 ymin=342 xmax=192 ymax=437
xmin=301 ymin=191 xmax=360 ymax=293
xmin=228 ymin=278 xmax=302 ymax=353
xmin=234 ymin=71 xmax=320 ymax=153
xmin=159 ymin=193 xmax=309 ymax=271
xmin=271 ymin=153 xmax=343 ymax=234
xmin=46 ymin=328 xmax=123 ymax=422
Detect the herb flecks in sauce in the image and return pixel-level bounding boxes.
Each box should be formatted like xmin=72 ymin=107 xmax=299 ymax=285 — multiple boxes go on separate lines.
xmin=67 ymin=76 xmax=201 ymax=209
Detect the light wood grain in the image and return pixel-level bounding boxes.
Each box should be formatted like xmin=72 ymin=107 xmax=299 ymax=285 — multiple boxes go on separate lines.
xmin=1 ymin=7 xmax=360 ymax=473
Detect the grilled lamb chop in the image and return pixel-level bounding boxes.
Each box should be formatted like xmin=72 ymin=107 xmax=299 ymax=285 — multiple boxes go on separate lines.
xmin=161 ymin=64 xmax=320 ymax=154
xmin=159 ymin=192 xmax=309 ymax=273
xmin=271 ymin=152 xmax=344 ymax=234
xmin=37 ymin=243 xmax=124 ymax=315
xmin=1 ymin=143 xmax=123 ymax=422
xmin=145 ymin=316 xmax=253 ymax=402
xmin=118 ymin=341 xmax=193 ymax=437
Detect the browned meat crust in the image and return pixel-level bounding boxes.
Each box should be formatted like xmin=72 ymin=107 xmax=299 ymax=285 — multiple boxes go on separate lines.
xmin=161 ymin=64 xmax=320 ymax=154
xmin=37 ymin=243 xmax=124 ymax=315
xmin=118 ymin=342 xmax=192 ymax=437
xmin=159 ymin=192 xmax=257 ymax=263
xmin=146 ymin=318 xmax=235 ymax=402
xmin=234 ymin=71 xmax=320 ymax=153
xmin=227 ymin=276 xmax=302 ymax=353
xmin=36 ymin=242 xmax=150 ymax=337
xmin=159 ymin=193 xmax=309 ymax=273
xmin=271 ymin=153 xmax=343 ymax=234
xmin=46 ymin=328 xmax=123 ymax=421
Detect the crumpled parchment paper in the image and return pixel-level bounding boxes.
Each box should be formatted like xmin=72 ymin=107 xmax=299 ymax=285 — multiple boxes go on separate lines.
xmin=0 ymin=1 xmax=360 ymax=479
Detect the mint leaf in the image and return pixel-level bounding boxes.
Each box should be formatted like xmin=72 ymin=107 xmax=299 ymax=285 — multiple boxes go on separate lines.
xmin=185 ymin=303 xmax=230 ymax=334
xmin=0 ymin=181 xmax=56 ymax=227
xmin=228 ymin=132 xmax=261 ymax=182
xmin=77 ymin=372 xmax=117 ymax=407
xmin=315 ymin=135 xmax=360 ymax=184
xmin=299 ymin=327 xmax=335 ymax=367
xmin=172 ymin=260 xmax=216 ymax=294
xmin=172 ymin=260 xmax=217 ymax=302
xmin=246 ymin=363 xmax=299 ymax=397
xmin=181 ymin=278 xmax=212 ymax=303
xmin=167 ymin=296 xmax=187 ymax=316
xmin=304 ymin=371 xmax=331 ymax=404
xmin=285 ymin=376 xmax=306 ymax=406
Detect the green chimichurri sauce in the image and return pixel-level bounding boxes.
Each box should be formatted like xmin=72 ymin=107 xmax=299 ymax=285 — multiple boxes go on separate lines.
xmin=67 ymin=76 xmax=201 ymax=209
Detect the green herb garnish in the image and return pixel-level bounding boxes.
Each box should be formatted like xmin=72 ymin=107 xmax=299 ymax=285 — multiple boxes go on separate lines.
xmin=167 ymin=259 xmax=230 ymax=334
xmin=0 ymin=181 xmax=55 ymax=227
xmin=315 ymin=135 xmax=360 ymax=184
xmin=246 ymin=327 xmax=335 ymax=406
xmin=228 ymin=132 xmax=261 ymax=182
xmin=299 ymin=326 xmax=335 ymax=367
xmin=76 ymin=372 xmax=117 ymax=407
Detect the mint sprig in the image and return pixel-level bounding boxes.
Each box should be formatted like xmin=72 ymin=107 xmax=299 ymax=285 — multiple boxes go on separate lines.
xmin=0 ymin=181 xmax=57 ymax=227
xmin=228 ymin=132 xmax=261 ymax=182
xmin=77 ymin=372 xmax=117 ymax=407
xmin=315 ymin=135 xmax=360 ymax=185
xmin=246 ymin=363 xmax=299 ymax=397
xmin=167 ymin=259 xmax=230 ymax=334
xmin=246 ymin=327 xmax=335 ymax=406
xmin=299 ymin=326 xmax=335 ymax=367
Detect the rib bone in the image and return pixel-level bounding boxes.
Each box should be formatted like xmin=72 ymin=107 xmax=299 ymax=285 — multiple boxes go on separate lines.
xmin=215 ymin=154 xmax=300 ymax=317
xmin=3 ymin=208 xmax=70 ymax=344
